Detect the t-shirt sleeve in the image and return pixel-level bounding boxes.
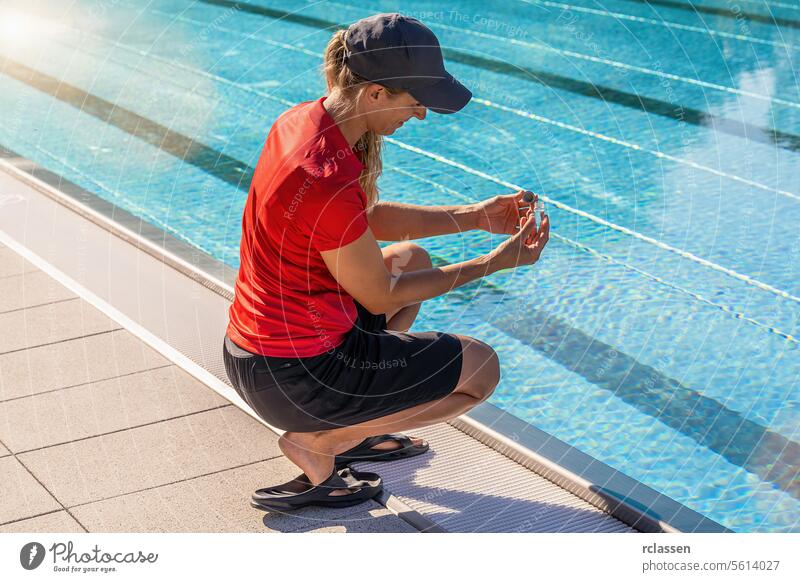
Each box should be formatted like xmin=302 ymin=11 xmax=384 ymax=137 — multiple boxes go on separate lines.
xmin=303 ymin=183 xmax=370 ymax=252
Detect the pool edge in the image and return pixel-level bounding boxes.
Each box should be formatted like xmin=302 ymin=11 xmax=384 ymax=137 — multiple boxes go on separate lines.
xmin=455 ymin=405 xmax=729 ymax=533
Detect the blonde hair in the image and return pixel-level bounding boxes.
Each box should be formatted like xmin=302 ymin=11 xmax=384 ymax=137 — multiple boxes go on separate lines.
xmin=323 ymin=29 xmax=404 ymax=209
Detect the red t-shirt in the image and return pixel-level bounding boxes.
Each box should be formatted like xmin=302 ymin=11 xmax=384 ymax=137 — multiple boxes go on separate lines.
xmin=226 ymin=97 xmax=370 ymax=357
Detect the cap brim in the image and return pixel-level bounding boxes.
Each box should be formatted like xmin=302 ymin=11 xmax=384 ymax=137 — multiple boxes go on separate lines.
xmin=408 ymin=71 xmax=472 ymax=114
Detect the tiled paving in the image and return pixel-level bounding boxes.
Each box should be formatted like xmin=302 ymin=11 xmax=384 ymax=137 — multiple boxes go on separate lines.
xmin=0 ymin=246 xmax=415 ymax=533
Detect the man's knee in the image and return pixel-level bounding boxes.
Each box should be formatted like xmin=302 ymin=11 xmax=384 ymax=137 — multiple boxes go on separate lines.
xmin=384 ymin=242 xmax=432 ymax=279
xmin=475 ymin=347 xmax=500 ymax=401
xmin=405 ymin=242 xmax=433 ymax=270
xmin=453 ymin=336 xmax=500 ymax=401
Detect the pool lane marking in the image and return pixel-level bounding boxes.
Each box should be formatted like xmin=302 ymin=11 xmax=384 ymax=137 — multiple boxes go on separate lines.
xmin=29 ymin=29 xmax=800 ymax=346
xmin=621 ymin=0 xmax=800 ymax=30
xmin=0 ymin=122 xmax=224 ymax=261
xmin=443 ymin=20 xmax=800 ymax=108
xmin=29 ymin=23 xmax=799 ymax=307
xmin=473 ymin=97 xmax=800 ymax=202
xmin=322 ymin=0 xmax=800 ymax=111
xmin=388 ymin=138 xmax=800 ymax=306
xmin=446 ymin=49 xmax=800 ymax=153
xmin=736 ymin=0 xmax=800 ymax=11
xmin=123 ymin=5 xmax=799 ymax=201
xmin=388 ymin=165 xmax=799 ymax=345
xmin=462 ymin=289 xmax=800 ymax=502
xmin=194 ymin=0 xmax=800 ymax=154
xmin=0 ymin=59 xmax=254 ymax=191
xmin=520 ymin=0 xmax=800 ymax=50
xmin=729 ymin=0 xmax=800 ymax=12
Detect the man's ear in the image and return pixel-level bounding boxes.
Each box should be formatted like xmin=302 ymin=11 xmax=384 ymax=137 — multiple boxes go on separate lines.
xmin=365 ymin=83 xmax=385 ymax=104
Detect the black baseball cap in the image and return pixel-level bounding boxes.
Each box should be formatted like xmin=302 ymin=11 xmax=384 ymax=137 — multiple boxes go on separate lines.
xmin=343 ymin=13 xmax=472 ymax=114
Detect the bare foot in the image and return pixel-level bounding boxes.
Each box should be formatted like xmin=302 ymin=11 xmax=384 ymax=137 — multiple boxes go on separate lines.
xmin=329 ymin=435 xmax=424 ymax=455
xmin=364 ymin=435 xmax=425 ymax=451
xmin=332 ymin=436 xmax=368 ymax=455
xmin=279 ymin=432 xmax=352 ymax=496
xmin=278 ymin=433 xmax=424 ymax=497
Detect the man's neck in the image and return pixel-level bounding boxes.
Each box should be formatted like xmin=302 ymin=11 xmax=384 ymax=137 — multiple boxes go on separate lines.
xmin=322 ymin=93 xmax=367 ymax=148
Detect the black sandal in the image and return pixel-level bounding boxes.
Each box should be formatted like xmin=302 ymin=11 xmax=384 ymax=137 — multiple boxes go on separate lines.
xmin=250 ymin=466 xmax=382 ymax=512
xmin=334 ymin=433 xmax=429 ymax=467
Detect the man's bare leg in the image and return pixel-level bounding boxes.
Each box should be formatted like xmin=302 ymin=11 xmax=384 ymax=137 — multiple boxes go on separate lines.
xmin=279 ymin=390 xmax=483 ymax=495
xmin=278 ymin=334 xmax=500 ymax=495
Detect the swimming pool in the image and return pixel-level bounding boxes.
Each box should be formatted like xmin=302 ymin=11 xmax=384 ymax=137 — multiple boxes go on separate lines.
xmin=0 ymin=0 xmax=797 ymax=532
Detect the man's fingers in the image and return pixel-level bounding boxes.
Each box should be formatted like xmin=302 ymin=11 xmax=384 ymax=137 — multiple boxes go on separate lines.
xmin=526 ymin=213 xmax=547 ymax=247
xmin=518 ymin=204 xmax=547 ymax=250
xmin=506 ymin=211 xmax=519 ymax=233
xmin=517 ymin=212 xmax=530 ymax=238
xmin=520 ymin=210 xmax=537 ymax=241
xmin=538 ymin=214 xmax=548 ymax=229
xmin=527 ymin=210 xmax=538 ymax=245
xmin=538 ymin=215 xmax=550 ymax=241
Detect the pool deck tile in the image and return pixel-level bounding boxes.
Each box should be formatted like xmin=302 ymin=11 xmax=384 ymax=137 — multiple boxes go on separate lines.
xmin=0 ymin=366 xmax=230 ymax=453
xmin=17 ymin=406 xmax=282 ymax=508
xmin=0 ymin=298 xmax=120 ymax=354
xmin=0 ymin=329 xmax=172 ymax=402
xmin=0 ymin=455 xmax=62 ymax=524
xmin=0 ymin=510 xmax=86 ymax=533
xmin=0 ymin=270 xmax=77 ymax=313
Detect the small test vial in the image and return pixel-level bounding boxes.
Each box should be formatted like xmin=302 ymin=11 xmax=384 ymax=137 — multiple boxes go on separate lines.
xmin=523 ymin=192 xmax=545 ymax=218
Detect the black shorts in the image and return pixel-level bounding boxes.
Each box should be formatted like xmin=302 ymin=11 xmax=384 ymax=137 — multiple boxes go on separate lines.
xmin=222 ymin=301 xmax=464 ymax=432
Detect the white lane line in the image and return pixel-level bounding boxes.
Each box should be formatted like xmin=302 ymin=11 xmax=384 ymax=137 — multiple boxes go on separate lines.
xmin=323 ymin=0 xmax=800 ymax=110
xmin=520 ymin=0 xmax=800 ymax=51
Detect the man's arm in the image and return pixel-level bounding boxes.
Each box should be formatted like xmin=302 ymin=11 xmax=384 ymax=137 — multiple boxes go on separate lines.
xmin=319 ymin=211 xmax=548 ymax=316
xmin=320 ymin=227 xmax=500 ymax=316
xmin=366 ymin=200 xmax=478 ymax=241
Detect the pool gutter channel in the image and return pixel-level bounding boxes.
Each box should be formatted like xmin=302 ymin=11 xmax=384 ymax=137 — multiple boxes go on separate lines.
xmin=0 ymin=147 xmax=729 ymax=533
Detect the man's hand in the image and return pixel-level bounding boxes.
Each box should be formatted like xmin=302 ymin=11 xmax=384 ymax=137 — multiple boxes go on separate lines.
xmin=487 ymin=200 xmax=550 ymax=272
xmin=472 ymin=190 xmax=536 ymax=235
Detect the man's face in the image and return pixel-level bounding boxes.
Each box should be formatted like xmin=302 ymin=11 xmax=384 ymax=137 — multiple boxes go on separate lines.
xmin=365 ymin=86 xmax=427 ymax=135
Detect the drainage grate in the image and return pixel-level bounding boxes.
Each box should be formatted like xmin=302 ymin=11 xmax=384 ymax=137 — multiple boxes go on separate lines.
xmin=353 ymin=424 xmax=636 ymax=533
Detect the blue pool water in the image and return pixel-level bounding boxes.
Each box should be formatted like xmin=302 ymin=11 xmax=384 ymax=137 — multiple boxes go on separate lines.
xmin=0 ymin=0 xmax=797 ymax=532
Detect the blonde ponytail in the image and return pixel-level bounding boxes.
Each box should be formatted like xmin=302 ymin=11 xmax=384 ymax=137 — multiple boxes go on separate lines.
xmin=322 ymin=29 xmax=402 ymax=210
